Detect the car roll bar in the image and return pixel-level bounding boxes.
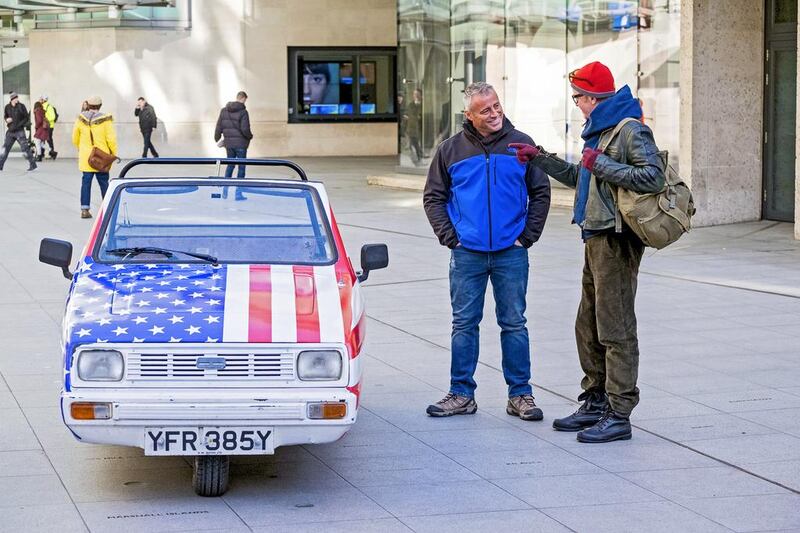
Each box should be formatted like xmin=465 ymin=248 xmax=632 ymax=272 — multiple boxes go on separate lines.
xmin=117 ymin=158 xmax=309 ymax=181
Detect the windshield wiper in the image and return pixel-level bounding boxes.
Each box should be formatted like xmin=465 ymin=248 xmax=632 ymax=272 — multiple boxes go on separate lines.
xmin=105 ymin=247 xmax=218 ymax=263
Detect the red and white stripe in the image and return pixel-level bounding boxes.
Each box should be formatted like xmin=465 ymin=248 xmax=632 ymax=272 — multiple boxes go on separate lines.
xmin=221 ymin=264 xmax=346 ymax=344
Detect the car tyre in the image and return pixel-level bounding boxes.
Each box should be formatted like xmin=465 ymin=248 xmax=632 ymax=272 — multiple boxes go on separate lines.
xmin=193 ymin=455 xmax=230 ymax=496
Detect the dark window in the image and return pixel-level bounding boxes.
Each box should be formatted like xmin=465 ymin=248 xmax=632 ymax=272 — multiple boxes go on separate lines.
xmin=288 ymin=47 xmax=397 ymax=123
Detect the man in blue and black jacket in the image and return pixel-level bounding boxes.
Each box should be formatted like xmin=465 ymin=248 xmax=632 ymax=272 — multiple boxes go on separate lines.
xmin=423 ymin=81 xmax=551 ymax=421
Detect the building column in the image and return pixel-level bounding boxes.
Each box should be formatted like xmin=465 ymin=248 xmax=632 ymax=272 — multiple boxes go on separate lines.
xmin=680 ymin=0 xmax=764 ymax=227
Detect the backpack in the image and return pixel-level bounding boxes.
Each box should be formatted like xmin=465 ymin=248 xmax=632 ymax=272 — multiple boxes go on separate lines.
xmin=53 ymin=106 xmax=59 ymax=123
xmin=597 ymin=117 xmax=695 ymax=249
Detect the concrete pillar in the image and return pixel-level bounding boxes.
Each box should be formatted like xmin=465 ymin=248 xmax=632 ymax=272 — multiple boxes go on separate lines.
xmin=680 ymin=0 xmax=764 ymax=227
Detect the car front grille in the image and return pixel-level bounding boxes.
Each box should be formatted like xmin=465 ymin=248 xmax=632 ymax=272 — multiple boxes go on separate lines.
xmin=126 ymin=352 xmax=295 ymax=381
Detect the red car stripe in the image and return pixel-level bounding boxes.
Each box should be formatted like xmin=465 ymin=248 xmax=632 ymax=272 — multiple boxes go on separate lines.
xmin=294 ymin=265 xmax=320 ymax=342
xmin=329 ymin=209 xmax=357 ymax=356
xmin=82 ymin=207 xmax=105 ymax=257
xmin=248 ymin=265 xmax=272 ymax=342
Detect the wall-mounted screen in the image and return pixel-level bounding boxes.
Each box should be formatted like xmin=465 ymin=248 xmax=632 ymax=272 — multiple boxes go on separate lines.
xmin=289 ymin=48 xmax=397 ymax=123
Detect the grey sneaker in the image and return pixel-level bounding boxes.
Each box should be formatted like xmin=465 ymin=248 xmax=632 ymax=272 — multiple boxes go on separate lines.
xmin=426 ymin=393 xmax=477 ymax=417
xmin=507 ymin=394 xmax=544 ymax=421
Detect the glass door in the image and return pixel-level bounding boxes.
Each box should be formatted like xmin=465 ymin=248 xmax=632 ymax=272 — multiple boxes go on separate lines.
xmin=398 ymin=0 xmax=451 ymax=170
xmin=449 ymin=1 xmax=506 ymax=139
xmin=763 ymin=0 xmax=797 ymax=221
xmin=565 ymin=0 xmax=640 ymax=160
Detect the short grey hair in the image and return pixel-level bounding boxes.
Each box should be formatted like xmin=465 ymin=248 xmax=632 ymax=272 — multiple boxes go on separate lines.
xmin=463 ymin=81 xmax=496 ymax=110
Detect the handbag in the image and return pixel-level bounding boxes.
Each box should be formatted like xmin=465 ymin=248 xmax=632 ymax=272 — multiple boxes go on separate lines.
xmin=88 ymin=126 xmax=119 ymax=173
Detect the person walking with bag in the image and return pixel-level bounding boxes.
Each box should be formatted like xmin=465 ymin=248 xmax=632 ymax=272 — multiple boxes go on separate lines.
xmin=509 ymin=61 xmax=665 ymax=443
xmin=135 ymin=96 xmax=159 ymax=158
xmin=214 ymin=91 xmax=253 ymax=178
xmin=72 ymin=95 xmax=117 ymax=219
xmin=33 ymin=101 xmax=50 ymax=162
xmin=0 ymin=92 xmax=37 ymax=172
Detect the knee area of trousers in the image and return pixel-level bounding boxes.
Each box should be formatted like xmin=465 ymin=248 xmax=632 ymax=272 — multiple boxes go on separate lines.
xmin=452 ymin=316 xmax=481 ymax=331
xmin=497 ymin=319 xmax=527 ymax=332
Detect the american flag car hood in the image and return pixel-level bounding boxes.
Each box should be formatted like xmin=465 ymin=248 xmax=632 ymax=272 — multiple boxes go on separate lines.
xmin=62 ymin=257 xmax=365 ymax=391
xmin=64 ymin=259 xmax=363 ymax=349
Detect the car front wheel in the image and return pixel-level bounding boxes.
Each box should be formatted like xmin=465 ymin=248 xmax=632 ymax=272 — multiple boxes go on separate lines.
xmin=193 ymin=455 xmax=230 ymax=496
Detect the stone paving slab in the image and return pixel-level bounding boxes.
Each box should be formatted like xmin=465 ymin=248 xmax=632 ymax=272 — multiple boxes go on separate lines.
xmin=0 ymin=504 xmax=88 ymax=533
xmin=617 ymin=466 xmax=790 ymax=500
xmin=542 ymin=501 xmax=733 ymax=533
xmin=1 ymin=158 xmax=800 ymax=531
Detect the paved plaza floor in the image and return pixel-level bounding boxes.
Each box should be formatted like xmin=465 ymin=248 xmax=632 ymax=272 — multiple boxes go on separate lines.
xmin=1 ymin=156 xmax=799 ymax=532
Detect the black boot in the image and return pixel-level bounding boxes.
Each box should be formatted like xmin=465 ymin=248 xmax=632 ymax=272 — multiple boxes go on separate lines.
xmin=552 ymin=390 xmax=608 ymax=431
xmin=576 ymin=410 xmax=632 ymax=443
xmin=49 ymin=151 xmax=58 ymax=160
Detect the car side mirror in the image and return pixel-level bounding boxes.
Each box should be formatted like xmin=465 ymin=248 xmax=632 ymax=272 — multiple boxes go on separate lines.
xmin=39 ymin=238 xmax=73 ymax=280
xmin=357 ymin=243 xmax=388 ymax=283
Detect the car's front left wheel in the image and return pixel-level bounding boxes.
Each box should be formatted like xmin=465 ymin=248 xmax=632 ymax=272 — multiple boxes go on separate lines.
xmin=193 ymin=455 xmax=230 ymax=496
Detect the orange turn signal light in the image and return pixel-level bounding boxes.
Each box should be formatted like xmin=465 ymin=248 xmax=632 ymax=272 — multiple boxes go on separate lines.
xmin=307 ymin=402 xmax=347 ymax=419
xmin=71 ymin=402 xmax=112 ymax=420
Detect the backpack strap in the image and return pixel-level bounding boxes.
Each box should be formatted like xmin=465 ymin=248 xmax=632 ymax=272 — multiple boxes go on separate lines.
xmin=596 ymin=117 xmax=639 ymax=233
xmin=598 ymin=117 xmax=638 ymax=152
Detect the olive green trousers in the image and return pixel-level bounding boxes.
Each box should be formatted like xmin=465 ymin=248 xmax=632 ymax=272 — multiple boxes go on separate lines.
xmin=576 ymin=231 xmax=644 ymax=417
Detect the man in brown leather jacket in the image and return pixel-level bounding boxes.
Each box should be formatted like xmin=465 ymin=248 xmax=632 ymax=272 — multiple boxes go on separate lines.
xmin=510 ymin=61 xmax=665 ymax=443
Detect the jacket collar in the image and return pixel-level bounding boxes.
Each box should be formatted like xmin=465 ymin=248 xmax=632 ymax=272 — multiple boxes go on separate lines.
xmin=582 ymin=85 xmax=642 ymax=140
xmin=462 ymin=116 xmax=515 ymax=148
xmin=79 ymin=111 xmax=112 ymax=125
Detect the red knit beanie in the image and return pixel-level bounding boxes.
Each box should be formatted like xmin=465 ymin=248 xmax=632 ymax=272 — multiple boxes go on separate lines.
xmin=569 ymin=62 xmax=616 ymax=98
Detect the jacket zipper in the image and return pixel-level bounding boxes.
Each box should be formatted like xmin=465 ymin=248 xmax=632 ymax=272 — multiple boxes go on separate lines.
xmin=485 ymin=151 xmax=493 ymax=250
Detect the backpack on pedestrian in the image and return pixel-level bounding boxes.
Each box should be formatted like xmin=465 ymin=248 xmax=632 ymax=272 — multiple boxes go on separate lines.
xmin=52 ymin=106 xmax=59 ymax=123
xmin=598 ymin=117 xmax=696 ymax=249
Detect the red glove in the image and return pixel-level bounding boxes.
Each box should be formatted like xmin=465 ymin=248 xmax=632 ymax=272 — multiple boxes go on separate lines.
xmin=581 ymin=147 xmax=602 ymax=171
xmin=508 ymin=143 xmax=540 ymax=164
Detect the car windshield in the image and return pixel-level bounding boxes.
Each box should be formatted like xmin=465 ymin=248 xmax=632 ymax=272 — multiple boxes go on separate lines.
xmin=95 ymin=183 xmax=336 ymax=264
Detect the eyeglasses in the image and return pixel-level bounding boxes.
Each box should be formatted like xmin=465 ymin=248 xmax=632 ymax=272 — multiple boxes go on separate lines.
xmin=571 ymin=94 xmax=584 ymax=105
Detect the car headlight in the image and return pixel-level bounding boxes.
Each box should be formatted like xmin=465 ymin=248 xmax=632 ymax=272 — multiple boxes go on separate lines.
xmin=77 ymin=350 xmax=124 ymax=381
xmin=297 ymin=350 xmax=342 ymax=381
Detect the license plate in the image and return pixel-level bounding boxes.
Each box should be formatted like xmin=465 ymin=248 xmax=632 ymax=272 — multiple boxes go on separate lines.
xmin=144 ymin=427 xmax=274 ymax=456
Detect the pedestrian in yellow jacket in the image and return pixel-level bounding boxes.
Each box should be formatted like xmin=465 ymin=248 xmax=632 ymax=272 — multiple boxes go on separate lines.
xmin=40 ymin=96 xmax=58 ymax=160
xmin=72 ymin=95 xmax=117 ymax=219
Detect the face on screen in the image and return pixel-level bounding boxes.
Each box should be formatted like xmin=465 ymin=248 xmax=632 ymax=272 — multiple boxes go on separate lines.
xmin=303 ymin=65 xmax=329 ymax=105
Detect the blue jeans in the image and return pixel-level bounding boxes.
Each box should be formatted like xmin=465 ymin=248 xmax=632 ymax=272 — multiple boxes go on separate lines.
xmin=449 ymin=245 xmax=532 ymax=398
xmin=225 ymin=147 xmax=247 ymax=178
xmin=80 ymin=172 xmax=109 ymax=209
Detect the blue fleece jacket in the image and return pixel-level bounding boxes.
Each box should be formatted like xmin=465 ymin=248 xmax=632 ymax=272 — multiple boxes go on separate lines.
xmin=573 ymin=85 xmax=642 ymax=232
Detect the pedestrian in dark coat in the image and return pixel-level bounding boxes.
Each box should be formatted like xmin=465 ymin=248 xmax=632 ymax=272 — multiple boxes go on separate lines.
xmin=33 ymin=101 xmax=49 ymax=161
xmin=134 ymin=97 xmax=159 ymax=158
xmin=214 ymin=91 xmax=253 ymax=178
xmin=0 ymin=92 xmax=37 ymax=171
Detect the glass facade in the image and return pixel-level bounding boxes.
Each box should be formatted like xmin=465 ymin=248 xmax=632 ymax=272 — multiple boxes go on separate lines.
xmin=398 ymin=0 xmax=680 ymax=170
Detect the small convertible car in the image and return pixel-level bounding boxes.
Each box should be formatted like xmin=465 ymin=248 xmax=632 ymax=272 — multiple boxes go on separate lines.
xmin=39 ymin=158 xmax=388 ymax=496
